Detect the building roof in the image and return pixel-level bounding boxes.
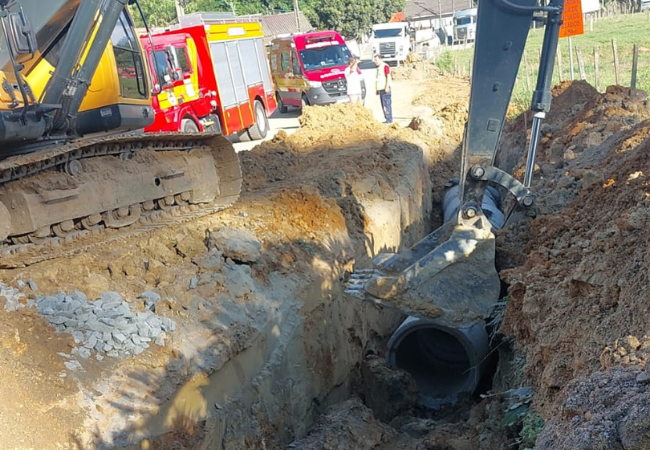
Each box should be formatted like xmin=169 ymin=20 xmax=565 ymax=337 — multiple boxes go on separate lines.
xmin=405 ymin=0 xmax=473 ymax=19
xmin=261 ymin=11 xmax=312 ymax=44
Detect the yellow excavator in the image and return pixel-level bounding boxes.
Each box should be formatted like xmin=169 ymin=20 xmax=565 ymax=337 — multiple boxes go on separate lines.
xmin=0 ymin=0 xmax=241 ymax=266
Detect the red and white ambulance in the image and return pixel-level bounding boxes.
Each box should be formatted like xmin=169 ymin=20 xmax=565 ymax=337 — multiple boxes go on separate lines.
xmin=269 ymin=30 xmax=366 ymax=112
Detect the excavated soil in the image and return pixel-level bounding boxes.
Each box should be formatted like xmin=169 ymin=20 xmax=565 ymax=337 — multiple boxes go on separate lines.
xmin=0 ymin=75 xmax=468 ymax=450
xmin=496 ymin=81 xmax=650 ymax=448
xmin=240 ymin=101 xmax=466 ymax=229
xmin=3 ymin=63 xmax=650 ymax=450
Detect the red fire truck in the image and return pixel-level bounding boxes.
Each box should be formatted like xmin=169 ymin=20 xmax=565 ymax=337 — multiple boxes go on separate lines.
xmin=141 ymin=13 xmax=277 ymax=140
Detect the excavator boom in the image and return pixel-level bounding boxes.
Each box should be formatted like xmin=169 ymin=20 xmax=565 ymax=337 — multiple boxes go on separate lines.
xmin=346 ymin=0 xmax=564 ymax=327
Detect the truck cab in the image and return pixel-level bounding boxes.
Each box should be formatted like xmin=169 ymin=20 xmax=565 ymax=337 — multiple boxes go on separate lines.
xmin=270 ymin=31 xmax=365 ymax=111
xmin=453 ymin=8 xmax=478 ymax=43
xmin=370 ymin=22 xmax=410 ymax=64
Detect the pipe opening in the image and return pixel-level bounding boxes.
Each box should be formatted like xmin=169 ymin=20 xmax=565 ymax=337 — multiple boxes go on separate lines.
xmin=387 ymin=318 xmax=489 ymax=409
xmin=396 ymin=328 xmax=472 ymax=401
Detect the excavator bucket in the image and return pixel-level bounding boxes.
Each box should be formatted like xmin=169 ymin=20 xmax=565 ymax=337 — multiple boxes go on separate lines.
xmin=346 ymin=0 xmax=566 ymax=326
xmin=346 ymin=214 xmax=500 ymax=329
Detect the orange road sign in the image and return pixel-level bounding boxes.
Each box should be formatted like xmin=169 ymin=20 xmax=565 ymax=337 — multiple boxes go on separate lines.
xmin=559 ymin=0 xmax=584 ymax=38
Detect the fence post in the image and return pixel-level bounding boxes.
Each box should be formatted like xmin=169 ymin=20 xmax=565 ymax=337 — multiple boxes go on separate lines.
xmin=569 ymin=37 xmax=575 ymax=80
xmin=631 ymin=43 xmax=638 ymax=89
xmin=576 ymin=45 xmax=586 ymax=80
xmin=612 ymin=38 xmax=620 ymax=85
xmin=594 ymin=45 xmax=600 ymax=92
xmin=523 ymin=51 xmax=532 ymax=91
xmin=557 ymin=45 xmax=564 ymax=82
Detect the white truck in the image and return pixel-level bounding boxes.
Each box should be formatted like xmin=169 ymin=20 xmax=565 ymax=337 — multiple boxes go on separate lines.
xmin=453 ymin=8 xmax=478 ymax=43
xmin=371 ymin=22 xmax=439 ymax=64
xmin=371 ymin=22 xmax=411 ymax=64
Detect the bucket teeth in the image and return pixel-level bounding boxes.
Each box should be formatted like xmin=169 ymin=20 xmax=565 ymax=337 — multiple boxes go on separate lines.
xmin=344 ymin=269 xmax=383 ymax=299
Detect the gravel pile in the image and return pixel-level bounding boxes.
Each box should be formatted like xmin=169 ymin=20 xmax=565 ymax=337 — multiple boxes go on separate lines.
xmin=2 ymin=283 xmax=175 ymax=360
xmin=39 ymin=290 xmax=175 ymax=359
xmin=1 ymin=282 xmax=31 ymax=311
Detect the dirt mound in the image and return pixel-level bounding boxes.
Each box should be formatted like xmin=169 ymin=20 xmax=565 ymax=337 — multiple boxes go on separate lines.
xmin=241 ymin=101 xmax=463 ymax=215
xmin=411 ymin=77 xmax=470 ymax=143
xmin=391 ymin=61 xmax=441 ymax=81
xmin=536 ymin=366 xmax=650 ymax=449
xmin=496 ymin=81 xmax=650 ymax=445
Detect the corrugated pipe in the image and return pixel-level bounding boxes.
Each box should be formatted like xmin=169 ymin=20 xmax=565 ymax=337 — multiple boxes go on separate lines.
xmin=385 ymin=183 xmax=502 ymax=408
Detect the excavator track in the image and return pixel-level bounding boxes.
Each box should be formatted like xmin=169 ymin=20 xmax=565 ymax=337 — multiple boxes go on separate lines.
xmin=0 ymin=133 xmax=242 ymax=268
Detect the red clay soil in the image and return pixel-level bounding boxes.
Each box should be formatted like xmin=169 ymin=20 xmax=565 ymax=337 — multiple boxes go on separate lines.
xmin=497 ymin=80 xmax=650 ymax=448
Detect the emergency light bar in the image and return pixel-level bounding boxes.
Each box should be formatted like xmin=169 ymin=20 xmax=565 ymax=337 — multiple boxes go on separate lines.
xmin=304 ymin=40 xmax=339 ymax=49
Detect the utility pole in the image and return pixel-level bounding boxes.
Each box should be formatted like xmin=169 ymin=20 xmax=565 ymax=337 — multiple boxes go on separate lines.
xmin=174 ymin=0 xmax=184 ymax=21
xmin=293 ymin=0 xmax=301 ymax=31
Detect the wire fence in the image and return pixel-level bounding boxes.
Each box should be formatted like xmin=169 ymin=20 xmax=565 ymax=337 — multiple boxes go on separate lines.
xmin=430 ymin=11 xmax=650 ymax=113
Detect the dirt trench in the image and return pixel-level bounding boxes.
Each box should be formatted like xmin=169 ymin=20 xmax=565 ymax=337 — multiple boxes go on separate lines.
xmin=0 ymin=77 xmax=465 ymax=450
xmin=282 ymin=75 xmax=650 ymax=450
xmin=3 ymin=62 xmax=650 ymax=450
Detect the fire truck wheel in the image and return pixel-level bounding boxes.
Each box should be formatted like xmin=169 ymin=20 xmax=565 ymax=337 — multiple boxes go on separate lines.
xmin=247 ymin=100 xmax=269 ymax=140
xmin=181 ymin=118 xmax=200 ymax=133
xmin=277 ymin=92 xmax=288 ymax=114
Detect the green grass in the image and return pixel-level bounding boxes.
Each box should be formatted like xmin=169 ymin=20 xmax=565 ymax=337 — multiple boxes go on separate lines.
xmin=435 ymin=12 xmax=650 ymax=115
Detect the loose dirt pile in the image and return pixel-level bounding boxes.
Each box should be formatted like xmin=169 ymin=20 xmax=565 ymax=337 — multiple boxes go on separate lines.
xmin=391 ymin=61 xmax=441 ymax=81
xmin=240 ymin=101 xmax=463 ymax=226
xmin=496 ymin=81 xmax=650 ymax=447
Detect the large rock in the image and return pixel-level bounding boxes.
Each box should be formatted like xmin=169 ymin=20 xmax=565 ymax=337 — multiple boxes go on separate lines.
xmin=207 ymin=227 xmax=262 ymax=263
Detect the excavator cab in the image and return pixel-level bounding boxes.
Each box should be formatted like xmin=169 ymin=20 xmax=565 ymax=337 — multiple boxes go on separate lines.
xmin=346 ymin=0 xmax=565 ymax=328
xmin=0 ymin=1 xmax=241 ymax=266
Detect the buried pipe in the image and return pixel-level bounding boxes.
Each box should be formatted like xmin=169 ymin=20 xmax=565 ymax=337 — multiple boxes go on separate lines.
xmin=385 ymin=182 xmax=503 ymax=408
xmin=386 ymin=318 xmax=489 ymax=409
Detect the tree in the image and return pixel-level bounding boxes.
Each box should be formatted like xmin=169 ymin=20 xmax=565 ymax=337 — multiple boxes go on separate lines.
xmin=306 ymin=0 xmax=405 ymax=39
xmin=132 ymin=0 xmax=403 ymax=35
xmin=133 ymin=0 xmax=304 ymax=26
xmin=130 ymin=0 xmax=177 ymax=27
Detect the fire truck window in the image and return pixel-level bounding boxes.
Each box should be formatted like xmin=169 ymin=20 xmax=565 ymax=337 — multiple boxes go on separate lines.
xmin=152 ymin=50 xmax=173 ymax=86
xmin=280 ymin=52 xmax=289 ymax=72
xmin=174 ymin=46 xmax=191 ymax=74
xmin=291 ymin=51 xmax=301 ymax=75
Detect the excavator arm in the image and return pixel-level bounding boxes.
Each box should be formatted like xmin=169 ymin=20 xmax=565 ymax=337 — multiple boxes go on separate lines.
xmin=346 ymin=0 xmax=564 ymax=328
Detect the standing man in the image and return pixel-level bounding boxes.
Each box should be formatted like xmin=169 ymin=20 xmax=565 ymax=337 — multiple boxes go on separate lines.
xmin=344 ymin=55 xmax=363 ymax=104
xmin=373 ymin=54 xmax=393 ymax=124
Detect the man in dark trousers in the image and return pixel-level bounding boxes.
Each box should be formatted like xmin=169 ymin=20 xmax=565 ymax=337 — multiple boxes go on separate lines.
xmin=373 ymin=54 xmax=393 ymax=124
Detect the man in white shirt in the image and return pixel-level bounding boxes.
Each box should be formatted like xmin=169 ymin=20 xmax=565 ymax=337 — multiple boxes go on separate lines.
xmin=344 ymin=55 xmax=363 ymax=104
